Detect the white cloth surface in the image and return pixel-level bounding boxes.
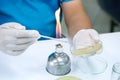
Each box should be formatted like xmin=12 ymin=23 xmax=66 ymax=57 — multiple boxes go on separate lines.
xmin=0 ymin=32 xmax=120 ymax=80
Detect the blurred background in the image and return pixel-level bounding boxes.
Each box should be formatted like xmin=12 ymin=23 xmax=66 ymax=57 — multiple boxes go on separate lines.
xmin=61 ymin=0 xmax=120 ymax=36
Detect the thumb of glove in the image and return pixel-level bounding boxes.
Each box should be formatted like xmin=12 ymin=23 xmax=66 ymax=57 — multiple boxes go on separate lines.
xmin=87 ymin=29 xmax=100 ymax=42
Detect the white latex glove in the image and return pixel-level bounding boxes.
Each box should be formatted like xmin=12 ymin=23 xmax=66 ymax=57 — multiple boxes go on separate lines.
xmin=0 ymin=22 xmax=40 ymax=56
xmin=71 ymin=29 xmax=102 ymax=56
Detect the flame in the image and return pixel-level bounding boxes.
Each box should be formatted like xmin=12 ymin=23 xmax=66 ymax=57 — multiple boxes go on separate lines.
xmin=55 ymin=8 xmax=62 ymax=38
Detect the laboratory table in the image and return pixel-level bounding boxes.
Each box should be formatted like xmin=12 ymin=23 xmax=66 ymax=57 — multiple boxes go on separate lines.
xmin=0 ymin=32 xmax=120 ymax=80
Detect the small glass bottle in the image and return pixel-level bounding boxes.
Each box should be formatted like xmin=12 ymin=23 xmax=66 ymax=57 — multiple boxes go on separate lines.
xmin=46 ymin=44 xmax=71 ymax=76
xmin=111 ymin=63 xmax=120 ymax=80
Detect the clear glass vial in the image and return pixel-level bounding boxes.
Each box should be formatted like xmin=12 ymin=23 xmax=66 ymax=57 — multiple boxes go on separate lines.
xmin=111 ymin=63 xmax=120 ymax=80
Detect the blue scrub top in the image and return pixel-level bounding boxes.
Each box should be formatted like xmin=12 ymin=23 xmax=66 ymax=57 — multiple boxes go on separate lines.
xmin=0 ymin=0 xmax=71 ymax=40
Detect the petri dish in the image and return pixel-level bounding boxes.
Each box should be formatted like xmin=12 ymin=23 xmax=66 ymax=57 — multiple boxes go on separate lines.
xmin=71 ymin=41 xmax=107 ymax=74
xmin=56 ymin=76 xmax=81 ymax=80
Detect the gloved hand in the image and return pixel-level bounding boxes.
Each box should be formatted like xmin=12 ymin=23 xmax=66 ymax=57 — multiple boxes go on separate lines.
xmin=71 ymin=29 xmax=102 ymax=57
xmin=0 ymin=22 xmax=40 ymax=56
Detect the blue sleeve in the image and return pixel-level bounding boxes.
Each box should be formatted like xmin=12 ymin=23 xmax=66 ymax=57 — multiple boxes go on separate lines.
xmin=60 ymin=0 xmax=72 ymax=3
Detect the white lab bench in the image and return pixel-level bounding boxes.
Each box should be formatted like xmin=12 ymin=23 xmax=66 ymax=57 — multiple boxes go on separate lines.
xmin=0 ymin=32 xmax=120 ymax=80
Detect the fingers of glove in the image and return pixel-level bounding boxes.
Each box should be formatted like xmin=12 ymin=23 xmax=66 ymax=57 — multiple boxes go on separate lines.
xmin=6 ymin=41 xmax=34 ymax=51
xmin=0 ymin=22 xmax=25 ymax=30
xmin=72 ymin=29 xmax=101 ymax=50
xmin=73 ymin=30 xmax=92 ymax=43
xmin=15 ymin=30 xmax=40 ymax=39
xmin=4 ymin=36 xmax=37 ymax=45
xmin=87 ymin=29 xmax=99 ymax=41
xmin=1 ymin=29 xmax=40 ymax=39
xmin=2 ymin=41 xmax=35 ymax=56
xmin=5 ymin=49 xmax=26 ymax=56
xmin=0 ymin=29 xmax=39 ymax=46
xmin=15 ymin=37 xmax=38 ymax=44
xmin=73 ymin=29 xmax=94 ymax=49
